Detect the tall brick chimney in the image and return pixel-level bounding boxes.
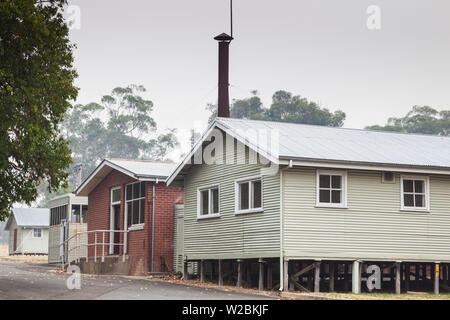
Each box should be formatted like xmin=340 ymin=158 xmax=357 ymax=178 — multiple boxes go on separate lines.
xmin=214 ymin=33 xmax=233 ymax=118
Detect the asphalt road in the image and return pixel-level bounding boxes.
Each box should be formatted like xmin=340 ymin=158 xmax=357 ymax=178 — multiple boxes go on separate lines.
xmin=0 ymin=260 xmax=274 ymax=300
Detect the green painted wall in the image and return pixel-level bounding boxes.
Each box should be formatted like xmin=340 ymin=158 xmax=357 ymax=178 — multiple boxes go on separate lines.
xmin=183 ymin=135 xmax=281 ymax=260
xmin=283 ymin=168 xmax=450 ymax=262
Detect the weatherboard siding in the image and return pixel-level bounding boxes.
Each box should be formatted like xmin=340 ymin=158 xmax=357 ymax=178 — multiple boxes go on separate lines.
xmin=183 ymin=142 xmax=280 ymax=260
xmin=282 ymin=168 xmax=450 ymax=262
xmin=8 ymin=218 xmax=48 ymax=255
xmin=21 ymin=228 xmax=49 ymax=254
xmin=48 ymin=225 xmax=61 ymax=263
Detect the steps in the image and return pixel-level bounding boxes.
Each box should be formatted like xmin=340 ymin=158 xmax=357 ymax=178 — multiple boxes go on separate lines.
xmin=73 ymin=255 xmax=130 ymax=275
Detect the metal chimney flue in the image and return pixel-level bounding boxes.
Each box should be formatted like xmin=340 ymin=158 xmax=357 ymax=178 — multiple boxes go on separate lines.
xmin=214 ymin=33 xmax=233 ymax=118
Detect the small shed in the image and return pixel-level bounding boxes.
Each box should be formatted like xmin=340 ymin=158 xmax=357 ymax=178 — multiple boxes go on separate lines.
xmin=4 ymin=208 xmax=49 ymax=255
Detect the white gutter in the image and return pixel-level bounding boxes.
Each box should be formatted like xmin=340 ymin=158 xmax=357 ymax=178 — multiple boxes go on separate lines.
xmin=279 ymin=159 xmax=450 ymax=176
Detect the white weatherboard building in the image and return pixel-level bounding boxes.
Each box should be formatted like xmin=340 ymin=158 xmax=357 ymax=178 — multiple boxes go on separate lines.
xmin=47 ymin=193 xmax=88 ymax=264
xmin=4 ymin=208 xmax=49 ymax=255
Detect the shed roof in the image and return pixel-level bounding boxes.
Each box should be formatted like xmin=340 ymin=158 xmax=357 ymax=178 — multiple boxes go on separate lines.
xmin=5 ymin=208 xmax=49 ymax=230
xmin=167 ymin=117 xmax=450 ymax=185
xmin=76 ymin=158 xmax=177 ymax=196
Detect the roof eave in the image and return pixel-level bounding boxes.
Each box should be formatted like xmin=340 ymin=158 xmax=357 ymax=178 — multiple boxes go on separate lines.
xmin=20 ymin=225 xmax=49 ymax=228
xmin=166 ymin=121 xmax=219 ymax=186
xmin=76 ymin=159 xmax=172 ymax=196
xmin=279 ymin=156 xmax=450 ymax=175
xmin=166 ymin=118 xmax=280 ymax=186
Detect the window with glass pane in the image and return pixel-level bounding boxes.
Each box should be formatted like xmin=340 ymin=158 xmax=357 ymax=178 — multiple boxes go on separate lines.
xmin=126 ymin=181 xmax=146 ymax=226
xmin=33 ymin=228 xmax=42 ymax=238
xmin=403 ymin=178 xmax=426 ymax=208
xmin=50 ymin=208 xmax=55 ymax=225
xmin=133 ymin=183 xmax=140 ymax=199
xmin=237 ymin=178 xmax=262 ymax=212
xmin=318 ymin=174 xmax=342 ymax=204
xmin=71 ymin=205 xmax=81 ymax=223
xmin=132 ymin=200 xmax=139 ymax=225
xmin=61 ymin=205 xmax=67 ymax=221
xmin=126 ymin=184 xmax=132 ymax=201
xmin=139 ymin=198 xmax=145 ymax=223
xmin=127 ymin=202 xmax=132 ymax=227
xmin=81 ymin=205 xmax=88 ymax=223
xmin=50 ymin=205 xmax=68 ymax=225
xmin=252 ymin=180 xmax=262 ymax=208
xmin=140 ymin=182 xmax=146 ymax=197
xmin=211 ymin=188 xmax=219 ymax=214
xmin=112 ymin=188 xmax=121 ymax=203
xmin=200 ymin=190 xmax=209 ymax=215
xmin=198 ymin=186 xmax=220 ymax=216
xmin=239 ymin=182 xmax=249 ymax=210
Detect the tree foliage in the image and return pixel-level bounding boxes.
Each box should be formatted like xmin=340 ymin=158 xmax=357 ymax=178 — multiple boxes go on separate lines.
xmin=0 ymin=0 xmax=77 ymax=219
xmin=207 ymin=90 xmax=346 ymax=127
xmin=61 ymin=85 xmax=178 ymax=185
xmin=366 ymin=106 xmax=450 ymax=136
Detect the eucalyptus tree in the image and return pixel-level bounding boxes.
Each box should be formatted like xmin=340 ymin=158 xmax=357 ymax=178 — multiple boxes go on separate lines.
xmin=0 ymin=0 xmax=77 ymax=219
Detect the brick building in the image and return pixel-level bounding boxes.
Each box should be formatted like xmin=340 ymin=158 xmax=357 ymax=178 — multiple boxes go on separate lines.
xmin=76 ymin=159 xmax=183 ymax=275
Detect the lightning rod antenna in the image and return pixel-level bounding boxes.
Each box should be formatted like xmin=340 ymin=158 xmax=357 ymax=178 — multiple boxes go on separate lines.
xmin=230 ymin=0 xmax=233 ymax=38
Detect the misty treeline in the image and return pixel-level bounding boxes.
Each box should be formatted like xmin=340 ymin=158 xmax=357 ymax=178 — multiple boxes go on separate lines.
xmin=38 ymin=85 xmax=179 ymax=204
xmin=207 ymin=90 xmax=346 ymax=127
xmin=207 ymin=90 xmax=450 ymax=136
xmin=365 ymin=106 xmax=450 ymax=135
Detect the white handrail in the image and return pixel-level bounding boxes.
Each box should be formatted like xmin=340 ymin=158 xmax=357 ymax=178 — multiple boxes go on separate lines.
xmin=56 ymin=229 xmax=128 ymax=269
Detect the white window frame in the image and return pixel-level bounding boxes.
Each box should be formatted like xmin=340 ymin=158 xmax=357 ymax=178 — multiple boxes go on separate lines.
xmin=32 ymin=228 xmax=42 ymax=238
xmin=234 ymin=175 xmax=264 ymax=215
xmin=125 ymin=181 xmax=146 ymax=230
xmin=109 ymin=186 xmax=121 ymax=253
xmin=316 ymin=170 xmax=348 ymax=208
xmin=400 ymin=175 xmax=430 ymax=212
xmin=197 ymin=184 xmax=221 ymax=219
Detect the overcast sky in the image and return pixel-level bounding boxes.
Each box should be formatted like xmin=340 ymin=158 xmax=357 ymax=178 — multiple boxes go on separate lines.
xmin=67 ymin=0 xmax=450 ymax=160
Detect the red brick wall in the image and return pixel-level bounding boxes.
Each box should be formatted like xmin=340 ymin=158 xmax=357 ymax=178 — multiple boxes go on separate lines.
xmin=148 ymin=183 xmax=184 ymax=273
xmin=87 ymin=168 xmax=183 ymax=276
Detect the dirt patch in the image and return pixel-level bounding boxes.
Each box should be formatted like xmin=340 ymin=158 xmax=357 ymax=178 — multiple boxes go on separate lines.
xmin=318 ymin=291 xmax=450 ymax=300
xmin=149 ymin=274 xmax=450 ymax=300
xmin=153 ymin=276 xmax=283 ymax=299
xmin=0 ymin=244 xmax=8 ymax=256
xmin=0 ymin=244 xmax=48 ymax=264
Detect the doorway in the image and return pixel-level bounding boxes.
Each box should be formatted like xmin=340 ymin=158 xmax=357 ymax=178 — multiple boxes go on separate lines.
xmin=13 ymin=229 xmax=17 ymax=252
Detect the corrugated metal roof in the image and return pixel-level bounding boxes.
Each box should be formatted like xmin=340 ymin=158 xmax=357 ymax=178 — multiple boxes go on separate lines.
xmin=106 ymin=159 xmax=177 ymax=178
xmin=216 ymin=117 xmax=450 ymax=168
xmin=76 ymin=159 xmax=178 ymax=196
xmin=5 ymin=208 xmax=49 ymax=229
